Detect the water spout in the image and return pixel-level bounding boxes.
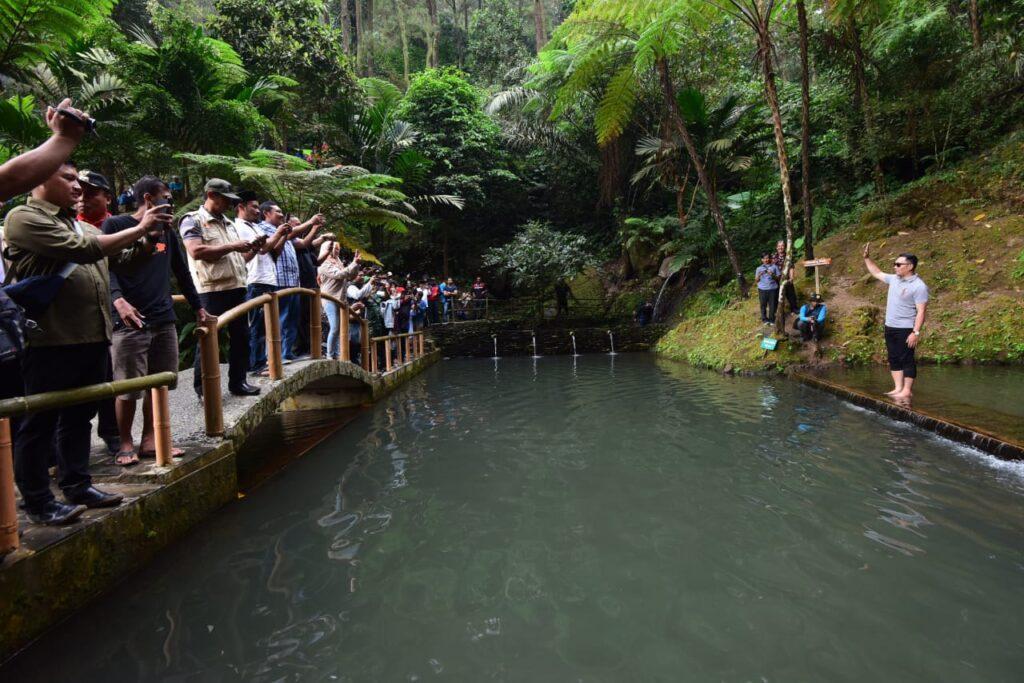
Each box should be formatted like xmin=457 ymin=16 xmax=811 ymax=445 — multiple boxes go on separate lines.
xmin=570 ymin=331 xmax=579 ymax=357
xmin=607 ymin=330 xmax=617 ymax=355
xmin=531 ymin=331 xmax=541 ymax=358
xmin=492 ymin=334 xmax=499 ymax=359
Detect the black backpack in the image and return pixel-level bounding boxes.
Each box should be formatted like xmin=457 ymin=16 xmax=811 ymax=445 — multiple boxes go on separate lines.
xmin=0 ymin=286 xmax=26 ymax=364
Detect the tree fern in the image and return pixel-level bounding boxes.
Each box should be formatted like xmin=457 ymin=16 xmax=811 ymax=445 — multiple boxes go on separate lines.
xmin=0 ymin=0 xmax=115 ymax=81
xmin=594 ymin=64 xmax=637 ymax=145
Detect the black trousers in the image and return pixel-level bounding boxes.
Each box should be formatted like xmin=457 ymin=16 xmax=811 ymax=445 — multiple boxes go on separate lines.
xmin=797 ymin=319 xmax=822 ymax=341
xmin=194 ymin=288 xmax=248 ymax=391
xmin=96 ymin=350 xmax=118 ymax=446
xmin=758 ymin=288 xmax=779 ymax=323
xmin=15 ymin=342 xmax=108 ymax=509
xmin=884 ymin=326 xmax=917 ymax=378
xmin=781 ymin=281 xmax=798 ymax=314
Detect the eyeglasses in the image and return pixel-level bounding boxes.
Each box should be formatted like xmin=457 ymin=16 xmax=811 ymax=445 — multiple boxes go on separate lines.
xmin=894 ymin=261 xmax=909 ymax=267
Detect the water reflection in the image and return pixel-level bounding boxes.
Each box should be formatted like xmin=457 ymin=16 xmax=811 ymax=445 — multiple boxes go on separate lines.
xmin=7 ymin=355 xmax=1024 ymax=682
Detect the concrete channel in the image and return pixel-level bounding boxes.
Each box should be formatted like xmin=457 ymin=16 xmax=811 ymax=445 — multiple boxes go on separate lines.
xmin=0 ymin=351 xmax=439 ymax=661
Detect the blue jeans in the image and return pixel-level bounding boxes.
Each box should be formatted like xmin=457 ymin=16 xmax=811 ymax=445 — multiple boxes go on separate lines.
xmin=247 ymin=283 xmax=277 ymax=370
xmin=279 ymin=293 xmax=300 ymax=359
xmin=323 ymin=299 xmax=341 ymax=358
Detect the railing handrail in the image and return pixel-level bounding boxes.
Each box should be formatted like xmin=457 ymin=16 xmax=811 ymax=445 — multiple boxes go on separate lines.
xmin=0 ymin=371 xmax=177 ymax=419
xmin=370 ymin=331 xmax=420 ymax=342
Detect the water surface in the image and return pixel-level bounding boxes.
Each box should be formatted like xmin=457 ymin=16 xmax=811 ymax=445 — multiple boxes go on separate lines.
xmin=8 ymin=355 xmax=1024 ymax=681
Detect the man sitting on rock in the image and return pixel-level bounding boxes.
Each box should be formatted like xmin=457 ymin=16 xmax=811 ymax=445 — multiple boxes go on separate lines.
xmin=796 ymin=293 xmax=827 ymax=342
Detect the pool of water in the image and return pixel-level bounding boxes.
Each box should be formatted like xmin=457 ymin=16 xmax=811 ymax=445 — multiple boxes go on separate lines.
xmin=7 ymin=354 xmax=1024 ymax=681
xmin=806 ymin=364 xmax=1024 ymax=445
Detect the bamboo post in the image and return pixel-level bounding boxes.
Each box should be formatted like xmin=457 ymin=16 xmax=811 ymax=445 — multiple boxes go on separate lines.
xmin=310 ymin=291 xmax=322 ymax=360
xmin=265 ymin=292 xmax=282 ymax=380
xmin=0 ymin=417 xmax=18 ymax=554
xmin=361 ymin=320 xmax=370 ymax=371
xmin=339 ymin=305 xmax=350 ymax=362
xmin=198 ymin=323 xmax=224 ymax=437
xmin=419 ymin=332 xmax=425 ymax=356
xmin=151 ymin=386 xmax=172 ymax=467
xmin=385 ymin=336 xmax=392 ymax=372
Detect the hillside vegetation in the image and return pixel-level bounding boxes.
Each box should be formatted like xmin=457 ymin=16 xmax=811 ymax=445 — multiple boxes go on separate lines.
xmin=656 ymin=133 xmax=1024 ymax=373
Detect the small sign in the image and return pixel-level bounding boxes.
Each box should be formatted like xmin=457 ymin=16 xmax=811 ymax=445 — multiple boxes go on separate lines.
xmin=760 ymin=336 xmax=779 ymax=351
xmin=802 ymin=258 xmax=832 ymax=267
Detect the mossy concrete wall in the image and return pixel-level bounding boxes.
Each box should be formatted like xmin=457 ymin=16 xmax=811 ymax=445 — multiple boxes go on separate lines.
xmin=0 ymin=353 xmax=438 ymax=661
xmin=430 ymin=321 xmax=668 ymax=357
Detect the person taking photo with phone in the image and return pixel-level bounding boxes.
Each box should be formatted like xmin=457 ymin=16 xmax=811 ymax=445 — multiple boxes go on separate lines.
xmin=103 ymin=176 xmax=209 ymax=465
xmin=863 ymin=243 xmax=929 ymax=402
xmin=2 ymin=161 xmax=168 ymax=524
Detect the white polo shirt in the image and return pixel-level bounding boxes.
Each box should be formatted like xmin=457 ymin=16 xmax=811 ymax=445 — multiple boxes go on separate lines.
xmin=234 ymin=218 xmax=277 ymax=287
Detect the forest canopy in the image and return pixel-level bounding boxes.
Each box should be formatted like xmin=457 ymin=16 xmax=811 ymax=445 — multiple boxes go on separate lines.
xmin=0 ymin=0 xmax=1021 ymax=291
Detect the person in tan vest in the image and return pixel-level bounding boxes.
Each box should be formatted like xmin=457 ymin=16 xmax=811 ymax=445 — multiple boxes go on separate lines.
xmin=179 ymin=178 xmax=264 ymax=398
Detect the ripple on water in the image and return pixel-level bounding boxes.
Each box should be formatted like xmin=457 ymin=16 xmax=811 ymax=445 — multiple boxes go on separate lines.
xmin=6 ymin=354 xmax=1024 ymax=683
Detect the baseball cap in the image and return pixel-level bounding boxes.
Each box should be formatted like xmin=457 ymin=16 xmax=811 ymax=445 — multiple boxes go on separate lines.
xmin=78 ymin=170 xmax=111 ymax=193
xmin=204 ymin=178 xmax=241 ymax=201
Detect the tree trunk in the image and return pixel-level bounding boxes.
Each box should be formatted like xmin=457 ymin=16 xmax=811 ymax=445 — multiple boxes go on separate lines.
xmin=797 ymin=0 xmax=815 ymax=272
xmin=365 ymin=0 xmax=375 ymax=76
xmin=848 ymin=20 xmax=885 ymax=195
xmin=969 ymin=0 xmax=982 ymax=47
xmin=756 ymin=27 xmax=796 ymax=336
xmin=340 ymin=0 xmax=352 ymax=55
xmin=533 ymin=0 xmax=547 ymax=54
xmin=396 ymin=0 xmax=411 ymax=88
xmin=425 ymin=0 xmax=440 ymax=68
xmin=355 ymin=0 xmax=364 ymax=74
xmin=657 ymin=58 xmax=748 ymax=298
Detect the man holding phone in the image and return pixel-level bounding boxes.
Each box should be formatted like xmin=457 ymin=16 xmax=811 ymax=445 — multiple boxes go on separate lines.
xmin=103 ymin=176 xmax=209 ymax=465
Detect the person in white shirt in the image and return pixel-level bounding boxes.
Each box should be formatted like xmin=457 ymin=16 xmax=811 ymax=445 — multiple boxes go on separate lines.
xmin=232 ymin=191 xmax=291 ymax=374
xmin=863 ymin=244 xmax=929 ymax=401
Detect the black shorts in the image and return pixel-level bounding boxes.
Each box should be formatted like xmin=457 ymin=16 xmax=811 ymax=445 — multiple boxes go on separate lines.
xmin=884 ymin=326 xmax=917 ymax=378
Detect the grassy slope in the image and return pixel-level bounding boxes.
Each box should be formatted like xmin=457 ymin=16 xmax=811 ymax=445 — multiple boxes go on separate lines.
xmin=656 ymin=132 xmax=1024 ymax=372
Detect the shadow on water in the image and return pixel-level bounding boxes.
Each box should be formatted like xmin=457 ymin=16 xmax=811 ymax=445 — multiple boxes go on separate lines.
xmin=237 ymin=407 xmax=365 ymax=491
xmin=5 ymin=355 xmax=1024 ymax=682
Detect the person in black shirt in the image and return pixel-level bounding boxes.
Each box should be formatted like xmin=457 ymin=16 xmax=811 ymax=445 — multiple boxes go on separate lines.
xmin=104 ymin=176 xmax=208 ymax=464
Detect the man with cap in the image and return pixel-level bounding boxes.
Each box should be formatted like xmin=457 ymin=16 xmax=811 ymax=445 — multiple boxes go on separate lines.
xmin=75 ymin=169 xmax=120 ymax=454
xmin=3 ymin=160 xmax=170 ymax=524
xmin=179 ymin=179 xmax=263 ymax=398
xmin=76 ymin=170 xmax=113 ymax=229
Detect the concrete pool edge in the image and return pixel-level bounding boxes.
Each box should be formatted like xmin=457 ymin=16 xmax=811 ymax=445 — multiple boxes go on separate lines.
xmin=793 ymin=372 xmax=1024 ymax=461
xmin=0 ymin=350 xmax=440 ymax=662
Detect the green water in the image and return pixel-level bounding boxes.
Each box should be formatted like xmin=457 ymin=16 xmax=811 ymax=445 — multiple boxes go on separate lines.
xmin=7 ymin=355 xmax=1024 ymax=681
xmin=809 ymin=364 xmax=1024 ymax=445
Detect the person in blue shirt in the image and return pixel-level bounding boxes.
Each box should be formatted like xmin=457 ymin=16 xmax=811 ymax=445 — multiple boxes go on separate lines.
xmin=796 ymin=293 xmax=827 ymax=341
xmin=754 ymin=253 xmax=781 ymax=324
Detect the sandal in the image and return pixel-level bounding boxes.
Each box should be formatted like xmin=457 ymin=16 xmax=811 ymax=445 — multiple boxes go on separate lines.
xmin=113 ymin=448 xmax=139 ymax=467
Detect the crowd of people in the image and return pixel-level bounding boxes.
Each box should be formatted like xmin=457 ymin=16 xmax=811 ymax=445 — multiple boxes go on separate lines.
xmin=0 ymin=100 xmax=494 ymax=527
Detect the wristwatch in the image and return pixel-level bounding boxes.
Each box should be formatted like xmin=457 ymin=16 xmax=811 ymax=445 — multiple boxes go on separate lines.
xmin=910 ymin=329 xmax=920 ymax=336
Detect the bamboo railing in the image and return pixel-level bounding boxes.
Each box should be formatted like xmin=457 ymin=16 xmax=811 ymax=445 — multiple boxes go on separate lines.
xmin=0 ymin=371 xmax=178 ymax=555
xmin=3 ymin=292 xmax=432 ymax=552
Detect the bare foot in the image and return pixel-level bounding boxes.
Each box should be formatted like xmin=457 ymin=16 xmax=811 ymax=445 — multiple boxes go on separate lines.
xmin=884 ymin=388 xmax=901 ymax=396
xmin=892 ymin=392 xmax=913 ymax=404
